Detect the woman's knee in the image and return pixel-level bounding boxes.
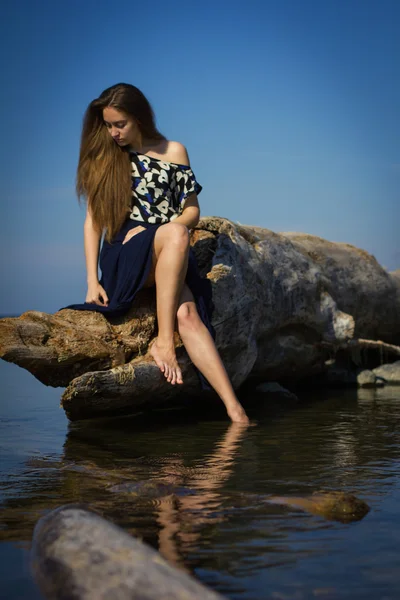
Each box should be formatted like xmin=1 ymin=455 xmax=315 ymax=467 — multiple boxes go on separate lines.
xmin=177 ymin=302 xmax=202 ymax=332
xmin=163 ymin=222 xmax=190 ymax=250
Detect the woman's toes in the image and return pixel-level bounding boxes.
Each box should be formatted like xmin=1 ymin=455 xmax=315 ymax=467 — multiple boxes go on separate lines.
xmin=176 ymin=368 xmax=183 ymax=384
xmin=154 ymin=355 xmax=163 ymax=371
xmin=149 ymin=340 xmax=182 ymax=385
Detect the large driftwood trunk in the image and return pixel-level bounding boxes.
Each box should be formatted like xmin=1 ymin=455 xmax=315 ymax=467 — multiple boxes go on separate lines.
xmin=31 ymin=505 xmax=226 ymax=600
xmin=1 ymin=217 xmax=399 ymax=420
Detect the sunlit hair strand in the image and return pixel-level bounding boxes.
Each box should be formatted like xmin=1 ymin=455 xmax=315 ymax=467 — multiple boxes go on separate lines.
xmin=76 ymin=83 xmax=166 ymax=241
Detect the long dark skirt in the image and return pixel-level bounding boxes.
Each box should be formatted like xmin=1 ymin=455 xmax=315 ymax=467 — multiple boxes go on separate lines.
xmin=62 ymin=219 xmax=215 ymax=387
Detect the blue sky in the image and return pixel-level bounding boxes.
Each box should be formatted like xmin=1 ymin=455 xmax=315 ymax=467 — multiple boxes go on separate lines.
xmin=0 ymin=0 xmax=398 ymax=315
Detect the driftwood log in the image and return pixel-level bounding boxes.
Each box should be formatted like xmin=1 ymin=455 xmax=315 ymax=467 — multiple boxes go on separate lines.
xmin=31 ymin=505 xmax=226 ymax=600
xmin=265 ymin=491 xmax=370 ymax=523
xmin=1 ymin=217 xmax=399 ymax=420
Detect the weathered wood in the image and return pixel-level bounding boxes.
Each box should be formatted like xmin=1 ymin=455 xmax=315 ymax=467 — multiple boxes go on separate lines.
xmin=265 ymin=491 xmax=370 ymax=523
xmin=1 ymin=217 xmax=399 ymax=419
xmin=0 ymin=290 xmax=157 ymax=387
xmin=280 ymin=231 xmax=400 ymax=343
xmin=320 ymin=338 xmax=400 ymax=357
xmin=61 ymin=351 xmax=200 ymax=421
xmin=31 ymin=505 xmax=226 ymax=600
xmin=373 ymin=360 xmax=400 ymax=384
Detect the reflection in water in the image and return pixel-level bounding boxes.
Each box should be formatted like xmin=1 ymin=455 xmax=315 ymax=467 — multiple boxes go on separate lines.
xmin=1 ymin=386 xmax=400 ymax=599
xmin=155 ymin=423 xmax=249 ymax=571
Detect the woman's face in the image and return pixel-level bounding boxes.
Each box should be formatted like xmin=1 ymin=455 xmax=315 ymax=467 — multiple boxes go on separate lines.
xmin=103 ymin=106 xmax=139 ymax=147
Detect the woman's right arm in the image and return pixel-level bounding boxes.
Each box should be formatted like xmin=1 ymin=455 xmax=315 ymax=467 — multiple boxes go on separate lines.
xmin=84 ymin=205 xmax=109 ymax=306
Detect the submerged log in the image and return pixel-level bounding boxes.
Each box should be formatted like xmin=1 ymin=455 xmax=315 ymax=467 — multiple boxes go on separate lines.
xmin=31 ymin=504 xmax=226 ymax=600
xmin=265 ymin=491 xmax=370 ymax=523
xmin=1 ymin=217 xmax=399 ymax=420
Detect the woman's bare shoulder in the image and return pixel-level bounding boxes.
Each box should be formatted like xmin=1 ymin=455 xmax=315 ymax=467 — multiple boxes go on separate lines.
xmin=165 ymin=141 xmax=190 ymax=166
xmin=144 ymin=139 xmax=191 ymax=166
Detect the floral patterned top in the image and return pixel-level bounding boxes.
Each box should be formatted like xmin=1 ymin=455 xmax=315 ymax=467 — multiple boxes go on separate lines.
xmin=129 ymin=150 xmax=203 ymax=224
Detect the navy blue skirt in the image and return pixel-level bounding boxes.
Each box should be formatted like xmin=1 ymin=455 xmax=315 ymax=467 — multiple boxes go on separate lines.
xmin=62 ymin=220 xmax=215 ymax=384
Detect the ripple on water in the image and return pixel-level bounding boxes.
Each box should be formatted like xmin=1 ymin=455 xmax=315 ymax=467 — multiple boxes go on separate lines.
xmin=1 ymin=363 xmax=400 ymax=599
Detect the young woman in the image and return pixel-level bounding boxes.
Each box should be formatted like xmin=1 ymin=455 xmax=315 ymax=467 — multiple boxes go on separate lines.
xmin=66 ymin=83 xmax=249 ymax=424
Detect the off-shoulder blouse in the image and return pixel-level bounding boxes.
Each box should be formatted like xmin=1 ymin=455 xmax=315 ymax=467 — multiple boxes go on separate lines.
xmin=129 ymin=150 xmax=203 ymax=224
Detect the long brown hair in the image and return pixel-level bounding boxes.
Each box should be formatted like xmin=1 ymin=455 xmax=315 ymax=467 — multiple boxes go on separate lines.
xmin=76 ymin=83 xmax=166 ymax=241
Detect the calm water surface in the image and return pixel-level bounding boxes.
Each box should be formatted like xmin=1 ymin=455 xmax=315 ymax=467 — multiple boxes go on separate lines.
xmin=1 ymin=360 xmax=400 ymax=600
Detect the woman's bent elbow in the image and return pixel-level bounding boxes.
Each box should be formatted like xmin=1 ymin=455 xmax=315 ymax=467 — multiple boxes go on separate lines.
xmin=191 ymin=207 xmax=200 ymax=228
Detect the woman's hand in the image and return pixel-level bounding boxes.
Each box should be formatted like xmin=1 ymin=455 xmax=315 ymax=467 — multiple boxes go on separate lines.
xmin=86 ymin=282 xmax=109 ymax=306
xmin=122 ymin=225 xmax=146 ymax=245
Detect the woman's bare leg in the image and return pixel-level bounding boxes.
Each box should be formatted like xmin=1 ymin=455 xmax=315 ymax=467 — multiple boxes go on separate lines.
xmin=177 ymin=284 xmax=249 ymax=424
xmin=148 ymin=223 xmax=189 ymax=385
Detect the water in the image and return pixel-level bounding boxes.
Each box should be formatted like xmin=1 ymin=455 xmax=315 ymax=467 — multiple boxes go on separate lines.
xmin=1 ymin=360 xmax=400 ymax=599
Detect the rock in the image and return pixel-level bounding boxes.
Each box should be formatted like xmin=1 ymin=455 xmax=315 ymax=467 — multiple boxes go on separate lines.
xmin=1 ymin=217 xmax=400 ymax=420
xmin=318 ymin=362 xmax=358 ymax=387
xmin=373 ymin=361 xmax=400 ymax=384
xmin=60 ymin=461 xmax=123 ymax=481
xmin=254 ymin=381 xmax=298 ymax=402
xmin=31 ymin=505 xmax=226 ymax=600
xmin=357 ymin=369 xmax=381 ymax=388
xmin=265 ymin=491 xmax=370 ymax=523
xmin=107 ymin=481 xmax=178 ymax=498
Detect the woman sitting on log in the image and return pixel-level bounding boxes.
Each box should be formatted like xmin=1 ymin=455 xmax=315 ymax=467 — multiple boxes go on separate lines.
xmin=66 ymin=83 xmax=249 ymax=424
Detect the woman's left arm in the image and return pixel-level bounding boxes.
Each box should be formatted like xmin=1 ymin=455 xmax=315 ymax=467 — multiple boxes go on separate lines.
xmin=172 ymin=194 xmax=200 ymax=228
xmin=167 ymin=142 xmax=201 ymax=229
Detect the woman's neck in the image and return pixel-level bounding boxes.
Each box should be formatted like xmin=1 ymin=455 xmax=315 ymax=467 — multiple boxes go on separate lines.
xmin=131 ymin=138 xmax=167 ymax=154
xmin=129 ymin=137 xmax=155 ymax=153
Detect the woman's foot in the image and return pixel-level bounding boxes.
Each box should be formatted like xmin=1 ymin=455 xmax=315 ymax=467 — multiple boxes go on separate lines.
xmin=227 ymin=404 xmax=250 ymax=425
xmin=150 ymin=338 xmax=183 ymax=385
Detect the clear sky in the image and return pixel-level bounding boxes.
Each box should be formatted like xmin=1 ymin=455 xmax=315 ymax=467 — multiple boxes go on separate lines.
xmin=0 ymin=0 xmax=398 ymax=315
